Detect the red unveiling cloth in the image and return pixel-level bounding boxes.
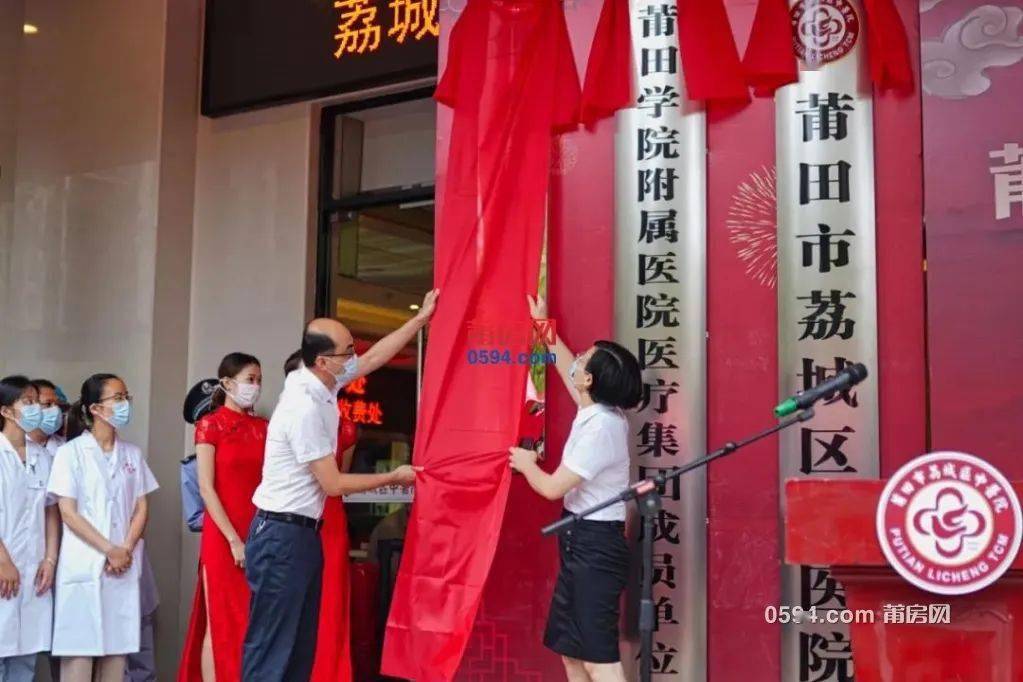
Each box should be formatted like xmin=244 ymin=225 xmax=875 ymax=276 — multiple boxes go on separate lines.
xmin=743 ymin=0 xmax=798 ymax=96
xmin=863 ymin=0 xmax=913 ymax=92
xmin=580 ymin=0 xmax=632 ymax=127
xmin=380 ymin=0 xmax=581 ymax=679
xmin=678 ymin=0 xmax=750 ymax=106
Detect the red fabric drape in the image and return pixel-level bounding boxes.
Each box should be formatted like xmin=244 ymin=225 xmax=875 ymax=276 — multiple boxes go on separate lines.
xmin=743 ymin=0 xmax=798 ymax=96
xmin=863 ymin=0 xmax=913 ymax=92
xmin=580 ymin=0 xmax=632 ymax=127
xmin=678 ymin=0 xmax=750 ymax=105
xmin=380 ymin=0 xmax=580 ymax=679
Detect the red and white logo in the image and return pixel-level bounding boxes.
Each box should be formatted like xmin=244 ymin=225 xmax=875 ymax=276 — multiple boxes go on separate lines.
xmin=790 ymin=0 xmax=860 ymax=66
xmin=877 ymin=452 xmax=1022 ymax=595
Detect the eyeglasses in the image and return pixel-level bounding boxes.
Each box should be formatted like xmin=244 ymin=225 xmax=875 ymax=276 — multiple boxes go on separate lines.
xmin=320 ymin=351 xmax=355 ymax=360
xmin=96 ymin=393 xmax=133 ymax=404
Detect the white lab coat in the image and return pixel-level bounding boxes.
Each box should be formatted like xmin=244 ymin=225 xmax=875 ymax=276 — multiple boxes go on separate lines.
xmin=47 ymin=432 xmax=159 ymax=656
xmin=43 ymin=434 xmax=65 ymax=458
xmin=0 ymin=432 xmax=55 ymax=657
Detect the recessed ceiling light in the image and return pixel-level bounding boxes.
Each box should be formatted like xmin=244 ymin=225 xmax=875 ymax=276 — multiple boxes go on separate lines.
xmin=23 ymin=24 xmax=39 ymax=35
xmin=409 ymin=304 xmax=420 ymax=311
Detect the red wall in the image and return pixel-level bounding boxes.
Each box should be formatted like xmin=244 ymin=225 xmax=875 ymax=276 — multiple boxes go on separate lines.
xmin=921 ymin=0 xmax=1023 ymax=480
xmin=440 ymin=0 xmax=932 ymax=678
xmin=874 ymin=0 xmax=928 ymax=478
xmin=705 ymin=1 xmax=781 ymax=676
xmin=703 ymin=2 xmax=928 ymax=680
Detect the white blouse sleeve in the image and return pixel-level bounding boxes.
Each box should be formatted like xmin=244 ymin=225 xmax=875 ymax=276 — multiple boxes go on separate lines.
xmin=138 ymin=456 xmax=160 ymax=499
xmin=47 ymin=444 xmax=78 ymax=500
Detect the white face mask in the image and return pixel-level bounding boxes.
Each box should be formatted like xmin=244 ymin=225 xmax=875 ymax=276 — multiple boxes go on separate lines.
xmin=569 ymin=354 xmax=592 ymax=393
xmin=226 ymin=381 xmax=261 ymax=409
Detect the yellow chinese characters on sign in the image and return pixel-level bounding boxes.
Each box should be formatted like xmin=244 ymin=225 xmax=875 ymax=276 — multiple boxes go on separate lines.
xmin=334 ymin=0 xmax=382 ymax=57
xmin=333 ymin=0 xmax=438 ymax=58
xmin=388 ymin=0 xmax=439 ymax=43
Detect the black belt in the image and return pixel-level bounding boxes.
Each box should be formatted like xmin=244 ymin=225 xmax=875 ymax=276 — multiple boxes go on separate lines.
xmin=561 ymin=509 xmax=625 ymax=531
xmin=257 ymin=509 xmax=323 ymax=531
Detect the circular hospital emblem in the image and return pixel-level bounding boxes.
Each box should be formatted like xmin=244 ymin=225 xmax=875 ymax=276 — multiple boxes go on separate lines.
xmin=790 ymin=0 xmax=860 ymax=66
xmin=877 ymin=452 xmax=1022 ymax=595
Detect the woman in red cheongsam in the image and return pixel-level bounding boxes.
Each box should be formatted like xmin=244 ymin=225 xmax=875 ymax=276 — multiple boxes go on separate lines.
xmin=310 ymin=413 xmax=358 ymax=682
xmin=179 ymin=353 xmax=268 ymax=682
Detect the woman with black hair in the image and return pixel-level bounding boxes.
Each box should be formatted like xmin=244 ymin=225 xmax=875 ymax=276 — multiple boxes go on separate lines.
xmin=179 ymin=352 xmax=268 ymax=682
xmin=0 ymin=376 xmax=59 ymax=682
xmin=509 ymin=295 xmax=642 ymax=682
xmin=47 ymin=373 xmax=158 ymax=682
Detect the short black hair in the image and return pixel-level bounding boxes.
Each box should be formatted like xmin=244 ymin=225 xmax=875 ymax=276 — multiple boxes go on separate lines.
xmin=284 ymin=349 xmax=303 ymax=376
xmin=30 ymin=378 xmax=57 ymax=393
xmin=584 ymin=341 xmax=642 ymax=410
xmin=0 ymin=375 xmax=33 ymax=428
xmin=301 ymin=325 xmax=336 ymax=367
xmin=211 ymin=352 xmax=261 ymax=408
xmin=33 ymin=379 xmax=67 ymax=407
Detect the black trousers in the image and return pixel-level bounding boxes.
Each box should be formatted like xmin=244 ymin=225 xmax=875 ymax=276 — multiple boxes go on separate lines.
xmin=241 ymin=514 xmax=324 ymax=682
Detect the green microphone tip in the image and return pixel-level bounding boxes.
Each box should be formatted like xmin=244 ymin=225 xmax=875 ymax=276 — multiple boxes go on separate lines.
xmin=774 ymin=398 xmax=798 ymax=418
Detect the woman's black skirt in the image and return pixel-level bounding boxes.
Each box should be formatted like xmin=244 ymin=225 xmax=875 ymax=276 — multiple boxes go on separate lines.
xmin=543 ymin=511 xmax=630 ymax=663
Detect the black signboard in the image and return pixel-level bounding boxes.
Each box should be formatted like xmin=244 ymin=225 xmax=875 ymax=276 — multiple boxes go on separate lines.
xmin=202 ymin=0 xmax=439 ymax=116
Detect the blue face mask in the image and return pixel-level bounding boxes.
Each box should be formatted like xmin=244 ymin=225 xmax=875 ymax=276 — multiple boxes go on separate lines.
xmin=16 ymin=403 xmax=43 ymax=432
xmin=39 ymin=406 xmax=63 ymax=436
xmin=333 ymin=353 xmax=359 ymax=392
xmin=102 ymin=400 xmax=132 ymax=430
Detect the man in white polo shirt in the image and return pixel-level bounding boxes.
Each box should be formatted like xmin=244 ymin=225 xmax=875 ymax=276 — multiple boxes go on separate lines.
xmin=242 ymin=291 xmax=436 ymax=681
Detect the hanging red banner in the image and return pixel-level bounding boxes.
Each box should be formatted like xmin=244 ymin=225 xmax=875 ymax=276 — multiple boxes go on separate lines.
xmin=380 ymin=0 xmax=580 ymax=678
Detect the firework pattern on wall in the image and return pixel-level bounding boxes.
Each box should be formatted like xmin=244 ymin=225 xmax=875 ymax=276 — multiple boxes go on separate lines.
xmin=726 ymin=165 xmax=778 ymax=289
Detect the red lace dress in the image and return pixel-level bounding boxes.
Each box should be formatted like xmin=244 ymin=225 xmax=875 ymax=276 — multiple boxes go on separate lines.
xmin=179 ymin=407 xmax=268 ymax=681
xmin=310 ymin=417 xmax=358 ymax=682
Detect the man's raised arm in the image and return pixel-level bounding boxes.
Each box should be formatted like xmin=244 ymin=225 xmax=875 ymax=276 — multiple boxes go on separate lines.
xmin=353 ymin=288 xmax=439 ymax=379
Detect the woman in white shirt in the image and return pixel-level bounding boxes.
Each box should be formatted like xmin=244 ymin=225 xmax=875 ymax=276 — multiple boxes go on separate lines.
xmin=47 ymin=373 xmax=159 ymax=682
xmin=0 ymin=376 xmax=60 ymax=682
xmin=509 ymin=295 xmax=642 ymax=682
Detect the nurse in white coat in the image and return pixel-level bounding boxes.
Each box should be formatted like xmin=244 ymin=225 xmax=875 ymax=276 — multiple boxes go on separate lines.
xmin=27 ymin=379 xmax=68 ymax=457
xmin=0 ymin=376 xmax=60 ymax=682
xmin=48 ymin=373 xmax=158 ymax=682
